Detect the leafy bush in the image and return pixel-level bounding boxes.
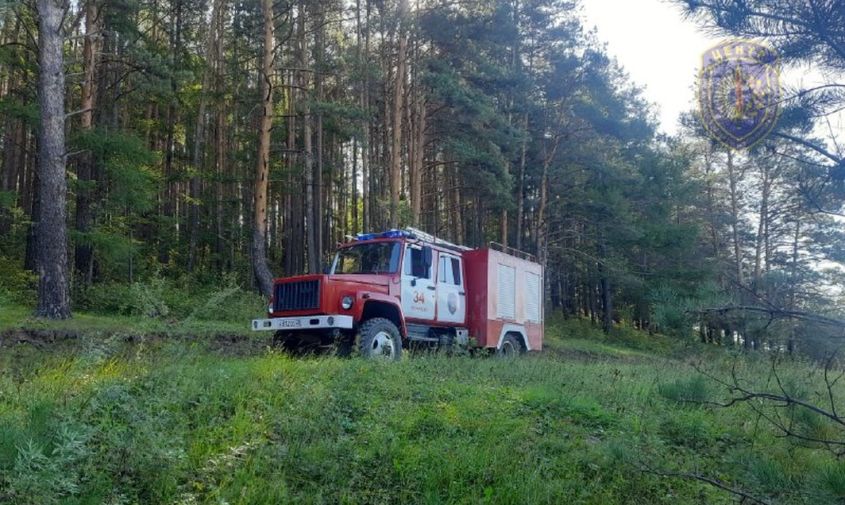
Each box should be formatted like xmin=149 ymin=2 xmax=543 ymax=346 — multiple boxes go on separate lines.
xmin=0 ymin=256 xmax=36 ymax=306
xmin=182 ymin=274 xmax=265 ymax=323
xmin=547 ymin=315 xmax=608 ymax=341
xmin=609 ymin=323 xmax=667 ymax=351
xmin=75 ymin=274 xmax=264 ymax=323
xmin=76 ymin=277 xmax=172 ymax=318
xmin=6 ymin=426 xmax=90 ymax=505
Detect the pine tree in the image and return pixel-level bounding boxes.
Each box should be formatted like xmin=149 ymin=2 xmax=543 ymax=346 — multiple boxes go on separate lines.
xmin=35 ymin=0 xmax=71 ymax=319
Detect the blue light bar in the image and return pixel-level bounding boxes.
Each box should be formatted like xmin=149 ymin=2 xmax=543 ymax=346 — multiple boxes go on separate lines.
xmin=355 ymin=229 xmax=411 ymax=241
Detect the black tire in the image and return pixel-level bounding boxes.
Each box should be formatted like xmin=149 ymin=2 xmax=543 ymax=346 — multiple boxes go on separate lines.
xmin=497 ymin=333 xmax=525 ymax=357
xmin=358 ymin=318 xmax=402 ymax=361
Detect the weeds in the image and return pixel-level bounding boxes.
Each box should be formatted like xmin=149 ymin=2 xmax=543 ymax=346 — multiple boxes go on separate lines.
xmin=658 ymin=375 xmax=711 ymax=404
xmin=0 ymin=315 xmax=843 ymax=503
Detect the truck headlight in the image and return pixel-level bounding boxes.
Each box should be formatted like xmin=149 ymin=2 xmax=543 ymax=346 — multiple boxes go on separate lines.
xmin=341 ymin=296 xmax=354 ymax=310
xmin=268 ymin=303 xmax=273 ymax=314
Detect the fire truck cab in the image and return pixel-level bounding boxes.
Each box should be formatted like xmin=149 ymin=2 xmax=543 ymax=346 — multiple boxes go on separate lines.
xmin=251 ymin=228 xmax=543 ymax=359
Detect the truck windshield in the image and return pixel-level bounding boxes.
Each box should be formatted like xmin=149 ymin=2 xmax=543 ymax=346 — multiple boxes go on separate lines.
xmin=331 ymin=242 xmax=401 ymax=275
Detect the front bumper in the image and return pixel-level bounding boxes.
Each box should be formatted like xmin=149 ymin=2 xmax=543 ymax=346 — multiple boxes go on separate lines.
xmin=251 ymin=314 xmax=354 ymax=332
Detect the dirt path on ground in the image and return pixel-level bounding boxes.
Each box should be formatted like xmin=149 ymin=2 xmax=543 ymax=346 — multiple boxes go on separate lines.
xmin=0 ymin=328 xmax=270 ymax=356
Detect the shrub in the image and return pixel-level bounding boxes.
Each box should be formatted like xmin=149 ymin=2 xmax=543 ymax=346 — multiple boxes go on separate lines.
xmin=76 ymin=278 xmax=171 ymax=318
xmin=546 ymin=316 xmax=607 ymax=341
xmin=4 ymin=423 xmax=89 ymax=505
xmin=182 ymin=274 xmax=264 ymax=323
xmin=75 ymin=274 xmax=264 ymax=323
xmin=0 ymin=256 xmax=36 ymax=306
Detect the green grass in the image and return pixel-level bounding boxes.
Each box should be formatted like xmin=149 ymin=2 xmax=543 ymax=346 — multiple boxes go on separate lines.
xmin=0 ymin=316 xmax=843 ymax=504
xmin=0 ymin=307 xmax=255 ymax=337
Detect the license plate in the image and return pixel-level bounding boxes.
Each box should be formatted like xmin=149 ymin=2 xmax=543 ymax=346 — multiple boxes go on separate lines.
xmin=278 ymin=319 xmax=302 ymax=328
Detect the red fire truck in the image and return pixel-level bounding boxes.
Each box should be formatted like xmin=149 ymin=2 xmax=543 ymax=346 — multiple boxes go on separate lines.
xmin=251 ymin=228 xmax=544 ymax=359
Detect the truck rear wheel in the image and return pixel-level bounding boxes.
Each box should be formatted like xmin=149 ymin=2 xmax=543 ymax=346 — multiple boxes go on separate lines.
xmin=358 ymin=318 xmax=402 ymax=361
xmin=498 ymin=334 xmax=525 ymax=357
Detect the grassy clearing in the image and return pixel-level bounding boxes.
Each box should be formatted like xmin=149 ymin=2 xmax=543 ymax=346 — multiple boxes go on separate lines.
xmin=0 ymin=318 xmax=843 ymax=504
xmin=0 ymin=307 xmax=255 ymax=338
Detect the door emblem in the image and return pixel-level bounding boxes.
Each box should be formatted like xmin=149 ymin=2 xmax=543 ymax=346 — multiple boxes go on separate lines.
xmin=447 ymin=293 xmax=458 ymax=314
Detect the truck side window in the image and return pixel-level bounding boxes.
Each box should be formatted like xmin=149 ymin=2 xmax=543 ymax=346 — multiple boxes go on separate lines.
xmin=438 ymin=255 xmax=462 ymax=286
xmin=450 ymin=257 xmax=462 ymax=286
xmin=405 ymin=247 xmax=430 ymax=278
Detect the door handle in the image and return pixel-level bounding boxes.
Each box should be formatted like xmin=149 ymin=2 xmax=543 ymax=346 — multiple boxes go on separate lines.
xmin=427 ymin=286 xmax=436 ymax=291
xmin=458 ymin=291 xmax=466 ymax=296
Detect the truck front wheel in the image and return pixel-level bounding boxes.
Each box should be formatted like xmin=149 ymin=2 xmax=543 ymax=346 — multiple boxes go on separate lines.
xmin=358 ymin=318 xmax=402 ymax=361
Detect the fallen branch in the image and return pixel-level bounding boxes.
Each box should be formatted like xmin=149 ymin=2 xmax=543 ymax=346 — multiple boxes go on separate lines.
xmin=688 ymin=357 xmax=845 ymax=457
xmin=639 ymin=462 xmax=772 ymax=505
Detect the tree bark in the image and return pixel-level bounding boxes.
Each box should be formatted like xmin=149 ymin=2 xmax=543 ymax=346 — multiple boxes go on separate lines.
xmin=160 ymin=0 xmax=183 ymax=264
xmin=411 ymin=92 xmax=425 ymax=226
xmin=515 ymin=114 xmax=527 ymax=251
xmin=361 ymin=0 xmax=370 ymax=233
xmin=74 ymin=0 xmax=101 ymax=285
xmin=299 ymin=4 xmax=318 ymax=274
xmin=35 ymin=0 xmax=71 ymax=319
xmin=598 ymin=235 xmax=612 ymax=333
xmin=753 ymin=159 xmax=773 ymax=292
xmin=389 ymin=0 xmax=408 ymax=228
xmin=214 ymin=1 xmax=227 ymax=272
xmin=314 ymin=9 xmax=324 ymax=263
xmin=536 ymin=134 xmax=559 ymax=264
xmin=726 ymin=150 xmax=744 ymax=286
xmin=251 ymin=0 xmax=275 ymax=297
xmin=188 ymin=0 xmax=225 ymax=272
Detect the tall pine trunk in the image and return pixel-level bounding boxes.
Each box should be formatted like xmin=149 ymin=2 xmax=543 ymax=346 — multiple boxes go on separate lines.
xmin=314 ymin=10 xmax=324 ymax=264
xmin=515 ymin=114 xmax=528 ymax=251
xmin=360 ymin=0 xmax=371 ymax=232
xmin=389 ymin=0 xmax=408 ymax=228
xmin=35 ymin=0 xmax=71 ymax=319
xmin=726 ymin=150 xmax=744 ymax=286
xmin=299 ymin=4 xmax=318 ymax=274
xmin=410 ymin=91 xmax=425 ymax=227
xmin=188 ymin=0 xmax=226 ymax=272
xmin=251 ymin=0 xmax=275 ymax=297
xmin=74 ymin=0 xmax=101 ymax=285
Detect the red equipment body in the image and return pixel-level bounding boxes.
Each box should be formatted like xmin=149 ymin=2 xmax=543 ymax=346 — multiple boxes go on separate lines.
xmin=464 ymin=248 xmax=544 ymax=351
xmin=251 ymin=229 xmax=543 ymax=353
